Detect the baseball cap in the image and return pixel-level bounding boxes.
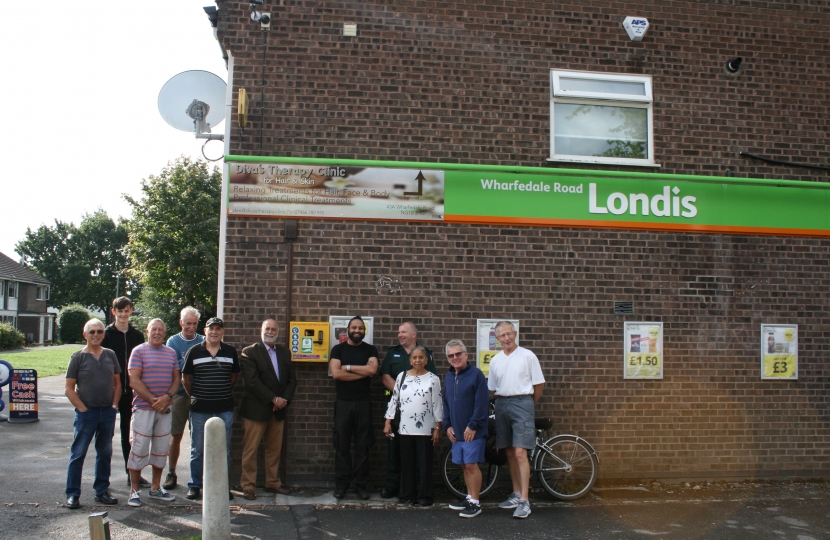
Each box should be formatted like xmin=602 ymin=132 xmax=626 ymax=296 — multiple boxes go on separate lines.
xmin=205 ymin=317 xmax=224 ymax=328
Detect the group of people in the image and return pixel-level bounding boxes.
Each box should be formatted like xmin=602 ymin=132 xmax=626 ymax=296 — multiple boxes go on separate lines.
xmin=328 ymin=317 xmax=545 ymax=519
xmin=64 ymin=303 xmax=545 ymax=520
xmin=64 ymin=298 xmax=296 ymax=509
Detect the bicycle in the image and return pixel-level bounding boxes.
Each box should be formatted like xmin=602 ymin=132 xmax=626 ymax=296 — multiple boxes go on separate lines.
xmin=441 ymin=405 xmax=599 ymax=501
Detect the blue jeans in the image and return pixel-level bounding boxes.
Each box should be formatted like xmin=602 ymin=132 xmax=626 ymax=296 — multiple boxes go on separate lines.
xmin=65 ymin=407 xmax=117 ymax=497
xmin=188 ymin=410 xmax=233 ymax=489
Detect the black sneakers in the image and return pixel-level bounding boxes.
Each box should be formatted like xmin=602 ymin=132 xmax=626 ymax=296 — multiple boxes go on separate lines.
xmin=459 ymin=500 xmax=482 ymax=518
xmin=448 ymin=497 xmax=469 ymax=510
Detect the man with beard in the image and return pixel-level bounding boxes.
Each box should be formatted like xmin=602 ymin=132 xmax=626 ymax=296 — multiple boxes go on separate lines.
xmin=238 ymin=319 xmax=297 ymax=500
xmin=329 ymin=316 xmax=378 ymax=500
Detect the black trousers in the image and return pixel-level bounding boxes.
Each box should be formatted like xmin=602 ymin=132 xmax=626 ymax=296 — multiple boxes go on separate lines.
xmin=333 ymin=400 xmax=374 ymax=489
xmin=399 ymin=435 xmax=434 ymax=503
xmin=385 ymin=429 xmax=402 ymax=492
xmin=118 ymin=392 xmax=133 ymax=476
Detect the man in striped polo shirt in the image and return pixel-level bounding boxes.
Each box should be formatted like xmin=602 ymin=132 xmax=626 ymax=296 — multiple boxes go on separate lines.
xmin=182 ymin=317 xmax=240 ymax=500
xmin=126 ymin=318 xmax=181 ymax=507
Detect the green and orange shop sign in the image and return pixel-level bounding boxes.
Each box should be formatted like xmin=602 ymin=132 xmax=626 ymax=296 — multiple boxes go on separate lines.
xmin=226 ymin=156 xmax=830 ymax=237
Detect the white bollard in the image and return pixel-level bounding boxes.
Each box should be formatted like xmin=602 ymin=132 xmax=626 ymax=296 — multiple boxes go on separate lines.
xmin=203 ymin=417 xmax=231 ymax=540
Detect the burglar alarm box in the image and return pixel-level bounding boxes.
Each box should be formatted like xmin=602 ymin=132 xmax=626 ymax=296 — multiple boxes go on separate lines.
xmin=289 ymin=321 xmax=330 ymax=363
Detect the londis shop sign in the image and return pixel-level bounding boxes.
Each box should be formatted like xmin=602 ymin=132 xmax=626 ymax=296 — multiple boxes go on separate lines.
xmin=225 ymin=157 xmax=830 ymax=237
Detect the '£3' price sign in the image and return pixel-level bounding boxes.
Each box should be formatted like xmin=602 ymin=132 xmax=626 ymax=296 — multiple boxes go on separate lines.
xmin=763 ymin=354 xmax=796 ymax=379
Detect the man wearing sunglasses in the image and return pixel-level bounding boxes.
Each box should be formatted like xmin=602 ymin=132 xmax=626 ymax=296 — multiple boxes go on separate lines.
xmin=64 ymin=319 xmax=122 ymax=509
xmin=442 ymin=339 xmax=489 ymax=518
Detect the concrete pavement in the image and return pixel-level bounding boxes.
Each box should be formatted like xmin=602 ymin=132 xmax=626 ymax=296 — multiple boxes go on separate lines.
xmin=1 ymin=374 xmax=829 ymax=539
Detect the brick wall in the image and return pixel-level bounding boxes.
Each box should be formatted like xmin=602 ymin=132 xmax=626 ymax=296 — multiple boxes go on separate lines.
xmin=216 ymin=0 xmax=830 ymax=484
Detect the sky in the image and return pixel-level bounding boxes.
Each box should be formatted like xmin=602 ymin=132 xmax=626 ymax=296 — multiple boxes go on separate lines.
xmin=1 ymin=2 xmax=228 ymax=259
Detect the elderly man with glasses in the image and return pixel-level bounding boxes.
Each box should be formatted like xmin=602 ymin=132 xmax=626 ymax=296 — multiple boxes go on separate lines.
xmin=487 ymin=321 xmax=545 ymax=519
xmin=442 ymin=339 xmax=489 ymax=518
xmin=64 ymin=319 xmax=122 ymax=509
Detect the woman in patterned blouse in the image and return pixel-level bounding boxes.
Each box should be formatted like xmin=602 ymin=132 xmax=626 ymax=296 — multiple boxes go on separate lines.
xmin=383 ymin=346 xmax=443 ymax=506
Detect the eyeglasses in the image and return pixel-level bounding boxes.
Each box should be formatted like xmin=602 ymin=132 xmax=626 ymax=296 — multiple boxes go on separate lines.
xmin=446 ymin=352 xmax=466 ymax=359
xmin=87 ymin=330 xmax=104 ymax=335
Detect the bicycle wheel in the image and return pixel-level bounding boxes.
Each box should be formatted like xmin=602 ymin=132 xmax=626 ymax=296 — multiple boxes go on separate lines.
xmin=535 ymin=435 xmax=598 ymax=500
xmin=440 ymin=446 xmax=501 ymax=499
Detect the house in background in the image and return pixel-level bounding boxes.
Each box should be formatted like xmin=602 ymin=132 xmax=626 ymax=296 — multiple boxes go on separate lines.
xmin=0 ymin=252 xmax=54 ymax=345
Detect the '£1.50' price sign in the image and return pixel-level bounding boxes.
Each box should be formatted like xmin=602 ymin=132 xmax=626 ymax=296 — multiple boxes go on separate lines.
xmin=625 ymin=353 xmax=662 ymax=379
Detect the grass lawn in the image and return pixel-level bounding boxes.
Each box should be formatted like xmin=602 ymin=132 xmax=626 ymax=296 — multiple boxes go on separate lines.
xmin=0 ymin=346 xmax=82 ymax=377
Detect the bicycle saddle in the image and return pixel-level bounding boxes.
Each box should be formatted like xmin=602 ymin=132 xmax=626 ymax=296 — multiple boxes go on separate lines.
xmin=535 ymin=418 xmax=553 ymax=430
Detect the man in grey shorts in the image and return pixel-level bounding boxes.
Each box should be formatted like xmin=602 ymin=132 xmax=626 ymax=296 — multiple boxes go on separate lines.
xmin=487 ymin=321 xmax=545 ymax=519
xmin=164 ymin=307 xmax=205 ymax=489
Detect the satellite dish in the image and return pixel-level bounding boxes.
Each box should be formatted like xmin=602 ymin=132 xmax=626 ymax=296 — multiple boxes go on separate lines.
xmin=158 ymin=70 xmax=226 ymax=137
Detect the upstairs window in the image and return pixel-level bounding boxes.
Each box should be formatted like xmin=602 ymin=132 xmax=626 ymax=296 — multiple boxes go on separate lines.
xmin=36 ymin=285 xmax=49 ymax=300
xmin=549 ymin=70 xmax=656 ymax=167
xmin=8 ymin=282 xmax=17 ymax=298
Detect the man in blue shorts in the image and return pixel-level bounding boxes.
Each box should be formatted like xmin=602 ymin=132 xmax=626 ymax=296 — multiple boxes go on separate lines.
xmin=442 ymin=339 xmax=489 ymax=518
xmin=487 ymin=321 xmax=545 ymax=519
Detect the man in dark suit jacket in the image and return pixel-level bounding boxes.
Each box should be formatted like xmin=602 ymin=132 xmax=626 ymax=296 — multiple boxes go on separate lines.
xmin=239 ymin=319 xmax=297 ymax=500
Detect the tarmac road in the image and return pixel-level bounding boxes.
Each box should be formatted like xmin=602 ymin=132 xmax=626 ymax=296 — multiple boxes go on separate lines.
xmin=1 ymin=374 xmax=829 ymax=539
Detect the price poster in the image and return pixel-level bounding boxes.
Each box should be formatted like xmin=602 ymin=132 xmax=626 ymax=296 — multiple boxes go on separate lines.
xmin=623 ymin=322 xmax=663 ymax=379
xmin=475 ymin=319 xmax=520 ymax=377
xmin=761 ymin=324 xmax=798 ymax=380
xmin=8 ymin=368 xmax=39 ymax=423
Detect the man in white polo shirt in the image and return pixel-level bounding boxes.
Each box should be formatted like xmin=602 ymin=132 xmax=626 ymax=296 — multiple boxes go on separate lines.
xmin=487 ymin=321 xmax=545 ymax=519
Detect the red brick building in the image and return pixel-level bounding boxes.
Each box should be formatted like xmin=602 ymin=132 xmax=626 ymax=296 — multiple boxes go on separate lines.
xmin=210 ymin=0 xmax=830 ymax=485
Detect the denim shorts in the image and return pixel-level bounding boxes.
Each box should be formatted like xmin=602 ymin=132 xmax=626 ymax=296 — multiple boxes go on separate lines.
xmin=451 ymin=437 xmax=486 ymax=465
xmin=495 ymin=395 xmax=536 ymax=450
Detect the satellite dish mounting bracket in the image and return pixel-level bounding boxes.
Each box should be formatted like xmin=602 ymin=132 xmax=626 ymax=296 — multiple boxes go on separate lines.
xmin=186 ymin=99 xmax=224 ymax=141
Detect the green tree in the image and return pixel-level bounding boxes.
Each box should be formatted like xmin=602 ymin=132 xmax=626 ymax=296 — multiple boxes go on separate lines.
xmin=57 ymin=304 xmax=91 ymax=344
xmin=125 ymin=156 xmax=221 ymax=325
xmin=15 ymin=210 xmax=134 ymax=315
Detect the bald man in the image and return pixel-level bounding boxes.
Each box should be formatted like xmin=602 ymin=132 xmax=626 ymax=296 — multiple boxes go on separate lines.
xmin=238 ymin=319 xmax=297 ymax=500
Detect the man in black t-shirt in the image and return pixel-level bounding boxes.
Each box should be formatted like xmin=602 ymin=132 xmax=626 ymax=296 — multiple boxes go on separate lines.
xmin=329 ymin=316 xmax=379 ymax=500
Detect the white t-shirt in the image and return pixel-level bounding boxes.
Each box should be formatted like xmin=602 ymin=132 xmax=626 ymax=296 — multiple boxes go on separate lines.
xmin=487 ymin=346 xmax=545 ymax=396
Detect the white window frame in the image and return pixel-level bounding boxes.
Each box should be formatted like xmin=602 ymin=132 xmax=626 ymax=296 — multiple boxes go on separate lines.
xmin=549 ymin=70 xmax=658 ymax=167
xmin=36 ymin=285 xmax=49 ymax=301
xmin=8 ymin=281 xmax=17 ymax=298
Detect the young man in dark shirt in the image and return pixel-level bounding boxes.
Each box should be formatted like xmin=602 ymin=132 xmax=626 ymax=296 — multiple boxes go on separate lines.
xmin=100 ymin=296 xmax=147 ymax=487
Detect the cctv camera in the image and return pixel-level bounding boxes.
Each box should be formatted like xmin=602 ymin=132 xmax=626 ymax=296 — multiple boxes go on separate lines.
xmin=726 ymin=57 xmax=743 ymax=73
